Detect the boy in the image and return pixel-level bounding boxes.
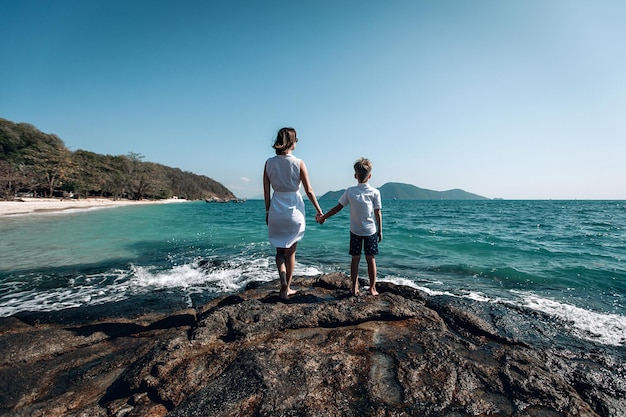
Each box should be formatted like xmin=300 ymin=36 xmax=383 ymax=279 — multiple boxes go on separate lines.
xmin=317 ymin=158 xmax=382 ymax=296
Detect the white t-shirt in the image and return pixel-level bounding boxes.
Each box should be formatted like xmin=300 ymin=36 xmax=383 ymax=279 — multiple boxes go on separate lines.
xmin=338 ymin=183 xmax=382 ymax=236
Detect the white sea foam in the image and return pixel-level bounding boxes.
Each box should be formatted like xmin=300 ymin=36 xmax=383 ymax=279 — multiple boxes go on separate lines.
xmin=0 ymin=256 xmax=325 ymax=317
xmin=2 ymin=261 xmax=623 ymax=348
xmin=378 ymin=275 xmax=625 ymax=347
xmin=129 ymin=257 xmax=320 ymax=293
xmin=513 ymin=291 xmax=626 ymax=347
xmin=380 ymin=276 xmax=419 ymax=289
xmin=379 ymin=275 xmax=455 ymax=297
xmin=0 ymin=280 xmax=131 ymax=317
xmin=131 ymin=264 xmax=209 ymax=288
xmin=297 ymin=264 xmax=324 ymax=277
xmin=5 ymin=205 xmax=112 ymax=217
xmin=45 ymin=206 xmax=112 ymax=215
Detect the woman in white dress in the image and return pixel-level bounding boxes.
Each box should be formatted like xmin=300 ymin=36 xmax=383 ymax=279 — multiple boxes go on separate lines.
xmin=263 ymin=127 xmax=324 ymax=299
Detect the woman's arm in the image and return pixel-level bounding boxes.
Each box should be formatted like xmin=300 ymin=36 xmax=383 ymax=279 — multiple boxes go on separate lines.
xmin=263 ymin=162 xmax=271 ymax=224
xmin=299 ymin=160 xmax=323 ymax=215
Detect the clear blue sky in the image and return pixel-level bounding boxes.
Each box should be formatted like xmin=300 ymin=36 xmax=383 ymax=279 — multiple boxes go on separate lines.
xmin=2 ymin=0 xmax=625 ymax=199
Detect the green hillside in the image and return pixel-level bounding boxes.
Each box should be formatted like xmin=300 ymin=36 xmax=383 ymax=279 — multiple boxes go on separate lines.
xmin=0 ymin=118 xmax=235 ymax=201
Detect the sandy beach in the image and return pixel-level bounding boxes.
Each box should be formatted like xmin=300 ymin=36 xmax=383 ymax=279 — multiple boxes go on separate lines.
xmin=0 ymin=197 xmax=186 ymax=216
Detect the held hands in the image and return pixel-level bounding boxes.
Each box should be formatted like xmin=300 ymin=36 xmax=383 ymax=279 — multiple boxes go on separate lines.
xmin=316 ymin=211 xmax=381 ymax=242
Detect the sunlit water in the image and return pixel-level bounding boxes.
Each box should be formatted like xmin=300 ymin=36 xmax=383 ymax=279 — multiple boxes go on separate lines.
xmin=1 ymin=199 xmax=624 ymax=346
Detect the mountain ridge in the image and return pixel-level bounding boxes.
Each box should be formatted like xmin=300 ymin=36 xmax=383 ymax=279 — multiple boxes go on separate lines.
xmin=319 ymin=181 xmax=488 ymax=200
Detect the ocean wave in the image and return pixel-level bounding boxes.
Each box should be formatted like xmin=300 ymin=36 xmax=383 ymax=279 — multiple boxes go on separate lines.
xmin=5 ymin=205 xmax=113 ymax=218
xmin=512 ymin=290 xmax=626 ymax=347
xmin=380 ymin=275 xmax=625 ymax=347
xmin=0 ymin=257 xmax=324 ymax=316
xmin=2 ymin=265 xmax=624 ymax=347
xmin=0 ymin=273 xmax=131 ymax=317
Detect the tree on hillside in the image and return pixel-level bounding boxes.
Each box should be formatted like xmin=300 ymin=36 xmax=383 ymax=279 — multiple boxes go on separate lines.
xmin=0 ymin=160 xmax=16 ymax=199
xmin=23 ymin=136 xmax=74 ymax=197
xmin=108 ymin=155 xmax=130 ymax=199
xmin=0 ymin=122 xmax=24 ymax=160
xmin=0 ymin=118 xmax=237 ymax=201
xmin=125 ymin=152 xmax=149 ymax=200
xmin=70 ymin=150 xmax=115 ymax=197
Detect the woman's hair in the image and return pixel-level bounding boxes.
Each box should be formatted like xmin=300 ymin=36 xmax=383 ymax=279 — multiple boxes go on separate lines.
xmin=273 ymin=127 xmax=297 ymax=155
xmin=354 ymin=157 xmax=373 ymax=182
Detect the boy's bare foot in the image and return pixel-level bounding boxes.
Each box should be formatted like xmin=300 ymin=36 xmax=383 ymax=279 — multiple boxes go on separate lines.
xmin=369 ymin=288 xmax=379 ymax=296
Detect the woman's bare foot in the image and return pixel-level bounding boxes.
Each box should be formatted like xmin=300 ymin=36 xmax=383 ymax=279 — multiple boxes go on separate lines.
xmin=279 ymin=288 xmax=288 ymax=299
xmin=279 ymin=287 xmax=297 ymax=299
xmin=278 ymin=270 xmax=289 ymax=299
xmin=369 ymin=287 xmax=379 ymax=296
xmin=351 ymin=282 xmax=360 ymax=296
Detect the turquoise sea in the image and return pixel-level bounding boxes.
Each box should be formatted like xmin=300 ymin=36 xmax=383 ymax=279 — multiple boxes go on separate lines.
xmin=0 ymin=199 xmax=625 ymax=346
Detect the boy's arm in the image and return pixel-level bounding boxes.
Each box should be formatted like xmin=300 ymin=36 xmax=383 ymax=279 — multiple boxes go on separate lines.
xmin=375 ymin=208 xmax=383 ymax=242
xmin=319 ymin=203 xmax=344 ymax=224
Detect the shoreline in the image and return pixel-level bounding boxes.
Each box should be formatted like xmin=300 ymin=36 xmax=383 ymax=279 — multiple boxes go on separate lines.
xmin=0 ymin=197 xmax=188 ymax=216
xmin=2 ymin=275 xmax=623 ymax=416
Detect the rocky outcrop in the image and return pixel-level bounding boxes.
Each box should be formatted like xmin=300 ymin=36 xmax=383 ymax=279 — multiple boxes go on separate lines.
xmin=1 ymin=273 xmax=624 ymax=416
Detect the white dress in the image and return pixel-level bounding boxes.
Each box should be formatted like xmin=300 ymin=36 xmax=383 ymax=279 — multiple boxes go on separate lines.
xmin=265 ymin=154 xmax=305 ymax=248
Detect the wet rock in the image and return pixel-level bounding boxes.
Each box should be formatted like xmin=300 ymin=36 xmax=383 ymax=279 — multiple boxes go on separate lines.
xmin=0 ymin=273 xmax=624 ymax=416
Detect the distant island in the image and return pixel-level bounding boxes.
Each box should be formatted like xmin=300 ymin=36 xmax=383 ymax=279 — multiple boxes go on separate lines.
xmin=319 ymin=182 xmax=488 ymax=200
xmin=0 ymin=118 xmax=236 ymax=201
xmin=250 ymin=183 xmax=487 ymax=201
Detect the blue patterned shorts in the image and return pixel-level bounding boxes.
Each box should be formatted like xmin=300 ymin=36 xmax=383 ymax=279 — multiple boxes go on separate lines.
xmin=349 ymin=232 xmax=379 ymax=256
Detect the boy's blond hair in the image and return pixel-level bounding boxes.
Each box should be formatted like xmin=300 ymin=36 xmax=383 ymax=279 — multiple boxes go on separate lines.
xmin=354 ymin=158 xmax=373 ymax=182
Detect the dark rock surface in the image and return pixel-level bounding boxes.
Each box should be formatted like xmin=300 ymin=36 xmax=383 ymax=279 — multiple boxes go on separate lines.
xmin=1 ymin=273 xmax=624 ymax=416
